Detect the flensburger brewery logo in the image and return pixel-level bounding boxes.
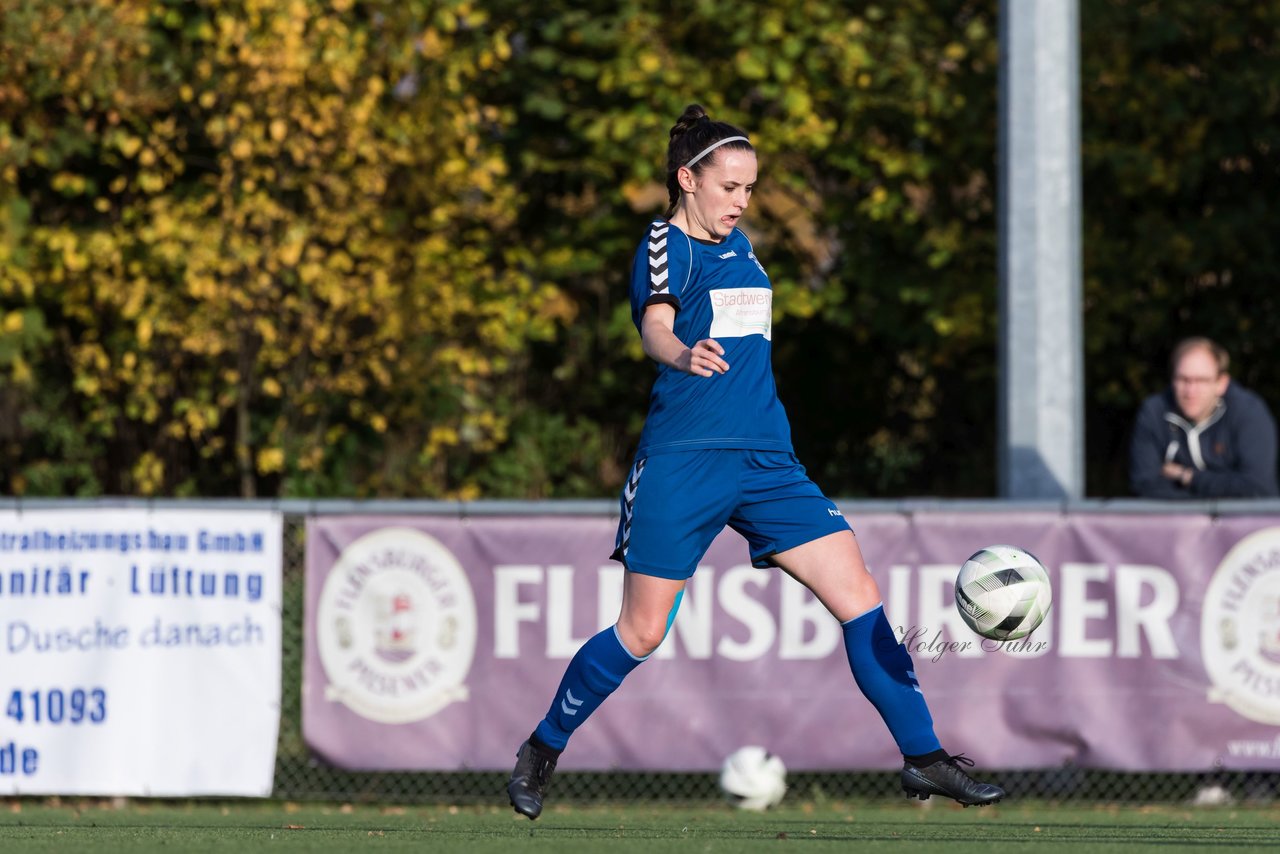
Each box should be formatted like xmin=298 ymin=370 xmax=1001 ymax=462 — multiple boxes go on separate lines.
xmin=318 ymin=528 xmax=477 ymax=724
xmin=1202 ymin=527 xmax=1280 ymax=724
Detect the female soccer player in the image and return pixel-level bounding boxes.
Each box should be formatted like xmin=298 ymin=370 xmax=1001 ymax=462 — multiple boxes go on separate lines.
xmin=508 ymin=105 xmax=1004 ymax=818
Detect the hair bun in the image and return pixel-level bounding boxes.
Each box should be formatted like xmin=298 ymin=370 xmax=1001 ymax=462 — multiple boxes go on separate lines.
xmin=670 ymin=104 xmax=709 ymax=140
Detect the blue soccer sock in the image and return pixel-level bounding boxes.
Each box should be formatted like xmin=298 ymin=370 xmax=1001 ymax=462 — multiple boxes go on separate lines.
xmin=842 ymin=603 xmax=942 ymax=757
xmin=532 ymin=625 xmax=647 ymax=752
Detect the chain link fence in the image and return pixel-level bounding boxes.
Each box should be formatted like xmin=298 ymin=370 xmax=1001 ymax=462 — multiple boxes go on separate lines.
xmin=272 ymin=509 xmax=1279 ymax=806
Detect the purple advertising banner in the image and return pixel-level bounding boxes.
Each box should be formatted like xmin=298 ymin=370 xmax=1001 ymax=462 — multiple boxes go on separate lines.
xmin=304 ymin=512 xmax=1280 ymax=772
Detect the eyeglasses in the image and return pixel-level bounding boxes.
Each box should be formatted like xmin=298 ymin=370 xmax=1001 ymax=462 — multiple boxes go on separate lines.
xmin=1173 ymin=374 xmax=1220 ymax=387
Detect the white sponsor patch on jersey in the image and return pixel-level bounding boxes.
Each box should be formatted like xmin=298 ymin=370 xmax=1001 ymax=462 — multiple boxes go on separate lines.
xmin=708 ymin=287 xmax=772 ymax=340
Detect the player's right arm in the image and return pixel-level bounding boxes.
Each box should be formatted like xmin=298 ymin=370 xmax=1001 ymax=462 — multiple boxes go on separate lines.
xmin=630 ymin=221 xmax=727 ymax=377
xmin=640 ymin=303 xmax=729 ymax=377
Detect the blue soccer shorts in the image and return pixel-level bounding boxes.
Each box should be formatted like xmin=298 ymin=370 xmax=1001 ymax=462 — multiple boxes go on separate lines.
xmin=610 ymin=449 xmax=852 ymax=580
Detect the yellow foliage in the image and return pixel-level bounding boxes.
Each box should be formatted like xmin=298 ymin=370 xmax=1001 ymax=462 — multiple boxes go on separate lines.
xmin=426 ymin=426 xmax=460 ymax=455
xmin=11 ymin=356 xmax=32 ymax=385
xmin=3 ymin=0 xmax=571 ymax=497
xmin=256 ymin=447 xmax=285 ymax=474
xmin=131 ymin=452 xmax=165 ymax=496
xmin=117 ymin=135 xmax=142 ymax=158
xmin=449 ymin=483 xmax=482 ymax=501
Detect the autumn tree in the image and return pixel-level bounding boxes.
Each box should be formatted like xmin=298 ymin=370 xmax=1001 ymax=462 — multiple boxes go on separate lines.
xmin=3 ymin=1 xmax=1277 ymax=499
xmin=2 ymin=0 xmax=567 ymax=497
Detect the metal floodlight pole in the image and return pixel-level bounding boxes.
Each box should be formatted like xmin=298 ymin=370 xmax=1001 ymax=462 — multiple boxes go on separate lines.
xmin=998 ymin=0 xmax=1085 ymax=499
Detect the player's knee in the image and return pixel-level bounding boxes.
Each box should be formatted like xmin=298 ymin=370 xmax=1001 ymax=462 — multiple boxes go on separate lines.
xmin=631 ymin=625 xmax=667 ymax=658
xmin=616 ymin=620 xmax=666 ymax=658
xmin=832 ymin=574 xmax=882 ymax=621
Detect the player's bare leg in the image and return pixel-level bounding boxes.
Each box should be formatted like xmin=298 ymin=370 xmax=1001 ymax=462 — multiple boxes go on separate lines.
xmin=615 ymin=571 xmax=687 ymax=658
xmin=772 ymin=529 xmax=880 ymax=621
xmin=774 ymin=531 xmax=1005 ymax=807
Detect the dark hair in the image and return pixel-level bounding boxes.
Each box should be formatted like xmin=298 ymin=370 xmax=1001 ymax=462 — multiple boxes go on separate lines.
xmin=664 ymin=104 xmax=753 ymax=218
xmin=1170 ymin=336 xmax=1230 ymax=376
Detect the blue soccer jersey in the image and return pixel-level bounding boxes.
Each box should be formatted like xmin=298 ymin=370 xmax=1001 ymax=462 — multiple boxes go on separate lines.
xmin=629 ymin=219 xmax=793 ymax=457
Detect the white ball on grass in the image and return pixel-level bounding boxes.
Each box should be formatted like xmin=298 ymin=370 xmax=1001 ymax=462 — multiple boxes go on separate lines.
xmin=719 ymin=745 xmax=787 ymax=811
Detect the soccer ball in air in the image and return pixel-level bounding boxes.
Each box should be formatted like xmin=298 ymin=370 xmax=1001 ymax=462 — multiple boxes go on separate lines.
xmin=954 ymin=545 xmax=1052 ymax=641
xmin=719 ymin=745 xmax=787 ymax=811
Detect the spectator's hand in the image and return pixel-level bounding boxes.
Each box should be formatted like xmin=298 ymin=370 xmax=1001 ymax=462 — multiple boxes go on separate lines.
xmin=1162 ymin=462 xmax=1194 ymax=488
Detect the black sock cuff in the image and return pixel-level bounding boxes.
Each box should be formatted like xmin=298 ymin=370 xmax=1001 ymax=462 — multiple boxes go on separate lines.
xmin=904 ymin=748 xmax=949 ymax=768
xmin=529 ymin=732 xmax=563 ymax=759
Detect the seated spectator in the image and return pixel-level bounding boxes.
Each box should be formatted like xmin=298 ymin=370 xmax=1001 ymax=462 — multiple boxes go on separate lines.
xmin=1130 ymin=337 xmax=1279 ymax=498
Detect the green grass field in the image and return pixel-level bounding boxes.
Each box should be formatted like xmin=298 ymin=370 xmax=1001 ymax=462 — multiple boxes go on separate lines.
xmin=1 ymin=800 xmax=1278 ymax=853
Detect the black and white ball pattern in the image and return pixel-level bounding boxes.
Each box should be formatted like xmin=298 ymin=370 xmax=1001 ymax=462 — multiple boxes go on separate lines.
xmin=955 ymin=545 xmax=1052 ymax=641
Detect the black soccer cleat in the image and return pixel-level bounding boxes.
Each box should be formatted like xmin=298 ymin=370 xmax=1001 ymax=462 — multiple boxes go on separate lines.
xmin=507 ymin=739 xmax=558 ymax=820
xmin=901 ymin=754 xmax=1005 ymax=807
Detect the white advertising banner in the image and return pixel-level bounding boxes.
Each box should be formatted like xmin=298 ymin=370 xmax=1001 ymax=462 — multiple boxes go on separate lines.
xmin=0 ymin=509 xmax=282 ymax=796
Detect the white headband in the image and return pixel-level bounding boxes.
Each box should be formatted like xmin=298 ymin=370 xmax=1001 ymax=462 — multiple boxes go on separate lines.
xmin=683 ymin=135 xmax=750 ymax=169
